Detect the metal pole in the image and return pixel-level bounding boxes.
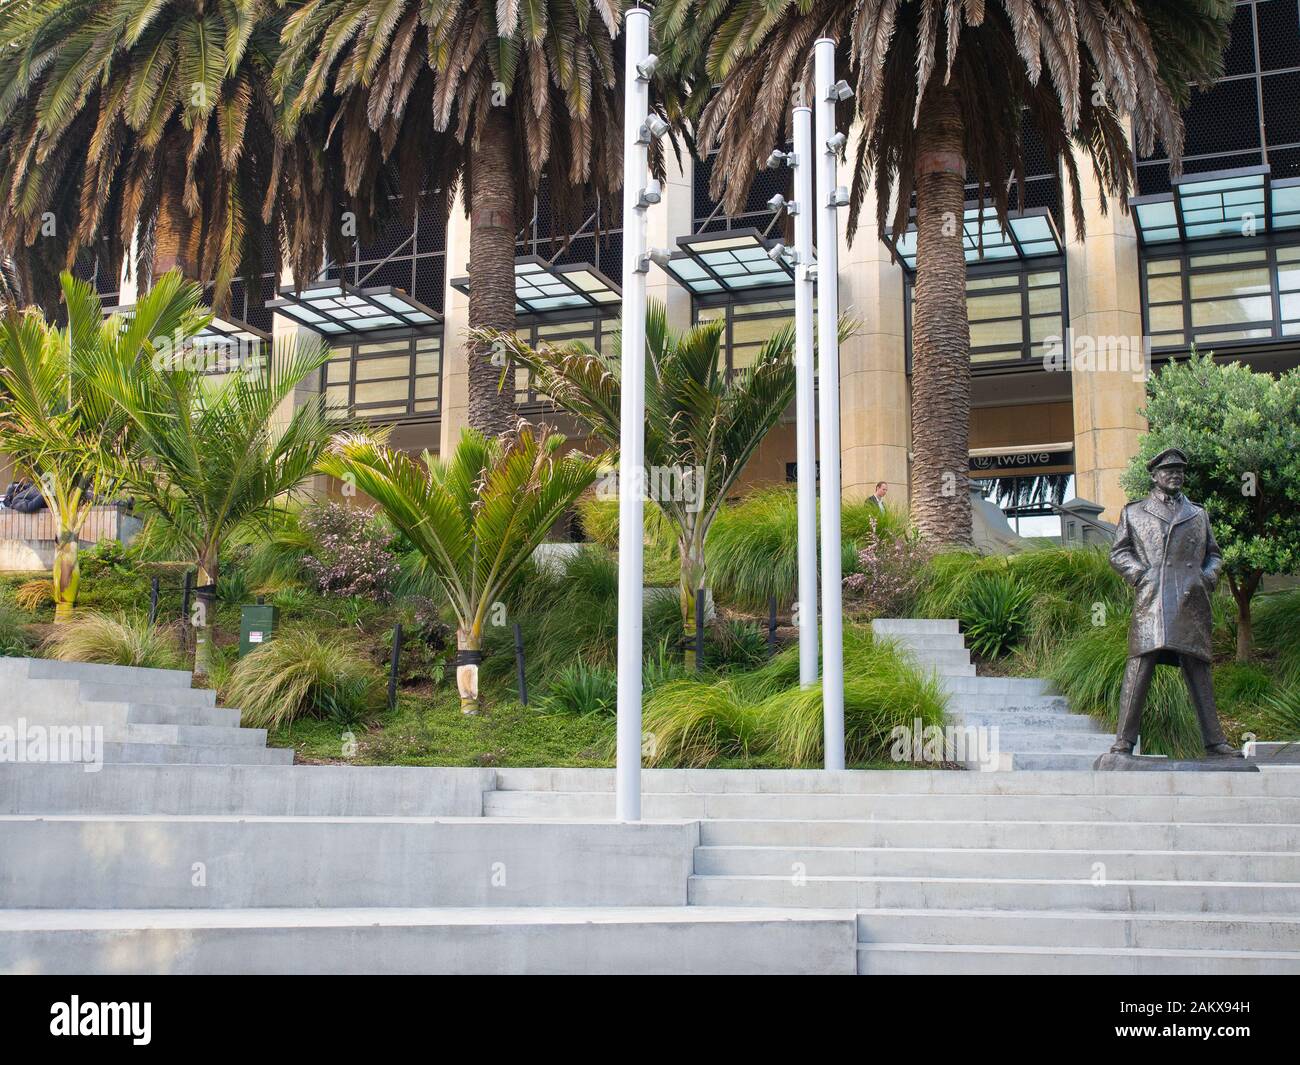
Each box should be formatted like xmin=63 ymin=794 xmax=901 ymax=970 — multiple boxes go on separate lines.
xmin=512 ymin=622 xmax=528 ymax=706
xmin=615 ymin=7 xmax=652 ymax=822
xmin=387 ymin=622 xmax=403 ymax=711
xmin=814 ymin=38 xmax=846 ymax=771
xmin=148 ymin=577 xmax=160 ymax=627
xmin=792 ymin=104 xmax=819 ymax=688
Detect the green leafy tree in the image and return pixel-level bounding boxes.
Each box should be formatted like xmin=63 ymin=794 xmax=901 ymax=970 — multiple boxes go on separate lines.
xmin=0 ymin=272 xmax=195 ymax=620
xmin=1121 ymin=353 xmax=1300 ymax=662
xmin=654 ymin=0 xmax=1233 ymax=545
xmin=484 ymin=300 xmax=830 ymax=664
xmin=81 ymin=272 xmax=336 ymax=677
xmin=318 ymin=424 xmax=606 ymax=712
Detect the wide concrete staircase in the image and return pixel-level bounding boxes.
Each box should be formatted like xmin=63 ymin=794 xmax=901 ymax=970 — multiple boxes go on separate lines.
xmin=871 ymin=619 xmax=1114 ymax=770
xmin=487 ymin=768 xmax=1300 ymax=974
xmin=0 ymin=657 xmax=291 ymax=765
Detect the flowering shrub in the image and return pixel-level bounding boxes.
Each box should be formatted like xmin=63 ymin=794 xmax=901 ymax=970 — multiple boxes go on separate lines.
xmin=843 ymin=518 xmax=931 ymax=619
xmin=301 ymin=502 xmax=400 ymax=601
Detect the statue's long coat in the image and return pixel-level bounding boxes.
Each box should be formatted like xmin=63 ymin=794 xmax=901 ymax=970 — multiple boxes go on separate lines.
xmin=1110 ymin=493 xmax=1223 ymax=664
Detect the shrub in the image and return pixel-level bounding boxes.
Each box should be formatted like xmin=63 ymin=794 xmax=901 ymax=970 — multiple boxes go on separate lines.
xmin=300 ymin=502 xmax=401 ymax=602
xmin=706 ymin=488 xmax=910 ymax=611
xmin=640 ymin=626 xmax=947 ymax=768
xmin=707 ymin=618 xmax=770 ymax=671
xmin=229 ymin=630 xmax=386 ymax=729
xmin=1046 ymin=613 xmax=1203 ymax=758
xmin=574 ymin=496 xmax=679 ymax=584
xmin=1252 ymin=590 xmax=1300 ymax=683
xmin=82 ymin=538 xmax=131 ymax=576
xmin=216 ymin=569 xmax=251 ymax=606
xmin=844 ymin=519 xmax=932 ymax=619
xmin=14 ymin=577 xmax=53 ymax=612
xmin=1256 ymin=685 xmax=1300 ymax=741
xmin=0 ymin=590 xmax=33 ymax=656
xmin=44 ymin=612 xmax=182 ymax=670
xmin=536 ymin=660 xmax=618 ymax=716
xmin=240 ymin=509 xmax=316 ymax=591
xmin=957 ymin=571 xmax=1032 ymax=658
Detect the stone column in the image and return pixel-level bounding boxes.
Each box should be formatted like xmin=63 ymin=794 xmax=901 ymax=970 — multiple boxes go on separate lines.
xmin=439 ymin=189 xmax=473 ymax=458
xmin=649 ymin=152 xmax=694 ymax=333
xmin=838 ymin=169 xmax=910 ymax=507
xmin=1065 ymin=144 xmax=1146 ymax=521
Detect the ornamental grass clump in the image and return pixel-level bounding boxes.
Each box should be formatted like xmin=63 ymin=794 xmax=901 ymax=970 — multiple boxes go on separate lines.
xmin=44 ymin=611 xmax=181 ymax=670
xmin=229 ymin=630 xmax=385 ymax=730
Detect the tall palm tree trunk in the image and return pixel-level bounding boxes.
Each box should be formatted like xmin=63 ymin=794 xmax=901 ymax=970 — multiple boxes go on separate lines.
xmin=909 ymin=85 xmax=973 ymax=547
xmin=153 ymin=161 xmax=200 ymax=280
xmin=679 ymin=528 xmax=707 ymax=669
xmin=466 ymin=107 xmax=518 ymax=435
xmin=52 ymin=529 xmax=80 ymax=623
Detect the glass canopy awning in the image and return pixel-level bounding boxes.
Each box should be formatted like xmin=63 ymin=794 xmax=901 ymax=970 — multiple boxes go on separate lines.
xmin=450 ymin=256 xmax=622 ymax=316
xmin=266 ymin=281 xmax=441 ymax=335
xmin=658 ymin=228 xmax=796 ymax=295
xmin=1131 ymin=166 xmax=1300 ymax=245
xmin=103 ymin=304 xmax=271 ymax=348
xmin=886 ymin=206 xmax=1063 ymax=271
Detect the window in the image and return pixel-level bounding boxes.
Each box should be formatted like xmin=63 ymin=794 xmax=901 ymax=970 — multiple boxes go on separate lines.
xmin=323 ymin=334 xmax=443 ymax=421
xmin=512 ymin=315 xmax=619 ymax=407
xmin=695 ymin=298 xmax=796 ymax=374
xmin=1142 ymin=242 xmax=1300 ymax=349
xmin=905 ymin=267 xmax=1066 ymax=368
xmin=1137 ymin=0 xmax=1300 ymax=193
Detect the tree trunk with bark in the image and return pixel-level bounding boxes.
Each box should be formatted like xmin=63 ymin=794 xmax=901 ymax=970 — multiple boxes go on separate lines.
xmin=679 ymin=530 xmax=707 ymax=670
xmin=1229 ymin=571 xmax=1262 ymax=663
xmin=466 ymin=106 xmax=518 ymax=436
xmin=52 ymin=530 xmax=79 ymax=624
xmin=455 ymin=626 xmax=483 ymax=714
xmin=153 ymin=160 xmax=201 ymax=280
xmin=909 ymin=85 xmax=973 ymax=547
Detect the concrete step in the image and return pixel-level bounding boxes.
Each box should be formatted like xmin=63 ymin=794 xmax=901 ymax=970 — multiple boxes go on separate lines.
xmin=688 ymin=873 xmax=1300 ymax=913
xmin=0 ymin=656 xmax=194 ymax=689
xmin=78 ymin=680 xmax=217 ymax=709
xmin=693 ymin=844 xmax=1300 ymax=881
xmin=111 ymin=723 xmax=268 ymax=747
xmin=856 ymin=941 xmax=1300 ymax=975
xmin=982 ymin=731 xmax=1114 ymax=754
xmin=949 ymin=709 xmax=1104 ymax=731
xmin=0 ymin=815 xmax=698 ymax=909
xmin=1009 ymin=752 xmax=1110 ymax=771
xmin=481 ymin=790 xmax=1300 ymax=823
xmin=122 ymin=703 xmax=242 ymax=729
xmin=92 ymin=742 xmax=292 ymax=766
xmin=489 ymin=767 xmax=1300 ymax=796
xmin=0 ymin=906 xmax=857 ymax=975
xmin=947 ymin=695 xmax=1071 ymax=712
xmin=871 ymin=620 xmax=959 ymax=635
xmin=940 ymin=676 xmax=1056 ymax=696
xmin=0 ymin=763 xmax=495 ymax=817
xmin=901 ymin=650 xmax=973 ymax=672
xmin=854 ymin=908 xmax=1300 ymax=951
xmin=874 ymin=634 xmax=969 ymax=651
xmin=698 ymin=817 xmax=1300 ymax=851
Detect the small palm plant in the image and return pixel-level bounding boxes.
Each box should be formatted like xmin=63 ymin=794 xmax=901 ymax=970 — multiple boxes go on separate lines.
xmin=483 ymin=301 xmax=841 ymax=663
xmin=0 ymin=273 xmax=195 ymax=621
xmin=319 ymin=424 xmax=606 ymax=712
xmin=82 ymin=273 xmax=337 ymax=678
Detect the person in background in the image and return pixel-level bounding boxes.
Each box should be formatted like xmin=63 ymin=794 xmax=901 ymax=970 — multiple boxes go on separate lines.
xmin=870 ymin=481 xmax=888 ymax=512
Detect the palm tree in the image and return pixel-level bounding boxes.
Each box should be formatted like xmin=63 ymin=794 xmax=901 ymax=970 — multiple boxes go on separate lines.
xmin=655 ymin=0 xmax=1234 ymax=545
xmin=82 ymin=272 xmax=336 ymax=677
xmin=273 ymin=0 xmax=628 ymax=436
xmin=0 ymin=0 xmax=346 ymax=315
xmin=484 ymin=300 xmax=831 ymax=663
xmin=0 ymin=272 xmax=192 ymax=620
xmin=319 ymin=424 xmax=606 ymax=712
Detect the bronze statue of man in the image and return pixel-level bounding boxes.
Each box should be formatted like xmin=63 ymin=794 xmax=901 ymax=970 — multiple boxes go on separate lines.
xmin=1108 ymin=447 xmax=1239 ymax=758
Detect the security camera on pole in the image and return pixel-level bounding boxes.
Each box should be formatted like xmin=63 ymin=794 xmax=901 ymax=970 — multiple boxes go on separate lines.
xmin=615 ymin=7 xmax=661 ymax=821
xmin=766 ymin=113 xmax=819 ymax=690
xmin=815 ymin=38 xmax=849 ymax=771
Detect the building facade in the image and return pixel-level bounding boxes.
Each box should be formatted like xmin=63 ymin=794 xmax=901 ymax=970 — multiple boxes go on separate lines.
xmin=69 ymin=0 xmax=1300 ymax=542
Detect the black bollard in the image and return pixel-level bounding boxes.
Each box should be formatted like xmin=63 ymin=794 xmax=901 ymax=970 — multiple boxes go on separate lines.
xmin=513 ymin=622 xmax=528 ymax=706
xmin=387 ymin=623 xmax=403 ymax=711
xmin=180 ymin=570 xmax=193 ymax=623
xmin=148 ymin=577 xmax=160 ymax=626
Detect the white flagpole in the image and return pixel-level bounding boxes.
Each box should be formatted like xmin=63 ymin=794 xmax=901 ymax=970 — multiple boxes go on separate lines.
xmin=792 ymin=106 xmax=819 ymax=688
xmin=616 ymin=8 xmax=653 ymax=820
xmin=814 ymin=38 xmax=846 ymax=771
